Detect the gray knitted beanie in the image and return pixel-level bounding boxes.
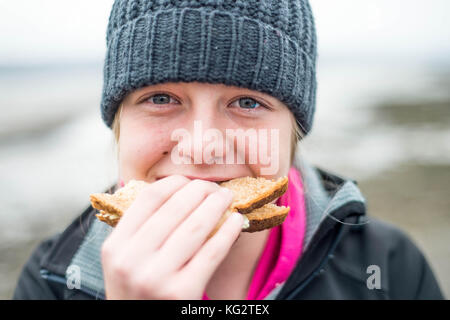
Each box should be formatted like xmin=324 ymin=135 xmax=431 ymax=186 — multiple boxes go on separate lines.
xmin=101 ymin=0 xmax=317 ymax=135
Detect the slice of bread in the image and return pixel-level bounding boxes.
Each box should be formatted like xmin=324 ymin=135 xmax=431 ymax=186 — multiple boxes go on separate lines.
xmin=219 ymin=176 xmax=288 ymax=214
xmin=243 ymin=203 xmax=290 ymax=232
xmin=90 ymin=180 xmax=148 ymax=216
xmin=95 ymin=210 xmax=120 ymax=227
xmin=90 ymin=176 xmax=290 ymax=233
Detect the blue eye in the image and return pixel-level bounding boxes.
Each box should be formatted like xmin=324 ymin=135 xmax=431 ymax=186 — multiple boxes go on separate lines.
xmin=150 ymin=93 xmax=172 ymax=104
xmin=237 ymin=97 xmax=262 ymax=109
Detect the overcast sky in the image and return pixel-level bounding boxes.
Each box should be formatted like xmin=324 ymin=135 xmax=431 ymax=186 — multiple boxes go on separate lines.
xmin=0 ymin=0 xmax=449 ymax=65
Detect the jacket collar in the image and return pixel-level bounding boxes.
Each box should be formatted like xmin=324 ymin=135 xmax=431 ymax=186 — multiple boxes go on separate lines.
xmin=273 ymin=155 xmax=367 ymax=299
xmin=40 ymin=158 xmax=367 ymax=299
xmin=293 ymin=154 xmax=367 ymax=250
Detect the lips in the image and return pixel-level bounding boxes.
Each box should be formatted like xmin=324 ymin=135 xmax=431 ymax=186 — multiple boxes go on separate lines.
xmin=156 ymin=175 xmax=235 ymax=183
xmin=185 ymin=176 xmax=234 ymax=183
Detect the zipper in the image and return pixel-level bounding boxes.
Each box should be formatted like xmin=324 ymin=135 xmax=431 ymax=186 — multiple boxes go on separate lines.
xmin=40 ymin=269 xmax=105 ymax=300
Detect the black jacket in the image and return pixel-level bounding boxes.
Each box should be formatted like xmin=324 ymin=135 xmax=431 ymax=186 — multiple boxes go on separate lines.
xmin=12 ymin=163 xmax=445 ymax=300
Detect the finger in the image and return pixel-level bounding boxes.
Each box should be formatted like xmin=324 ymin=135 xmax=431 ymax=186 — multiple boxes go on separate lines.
xmin=179 ymin=211 xmax=244 ymax=288
xmin=126 ymin=179 xmax=222 ymax=254
xmin=158 ymin=187 xmax=234 ymax=272
xmin=110 ymin=175 xmax=190 ymax=242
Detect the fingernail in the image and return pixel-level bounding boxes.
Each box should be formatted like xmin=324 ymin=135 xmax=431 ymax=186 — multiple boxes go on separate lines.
xmin=232 ymin=212 xmax=248 ymax=229
xmin=241 ymin=214 xmax=250 ymax=229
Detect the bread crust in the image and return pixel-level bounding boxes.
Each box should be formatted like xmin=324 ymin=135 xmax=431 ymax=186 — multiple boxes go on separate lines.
xmin=90 ymin=194 xmax=123 ymax=216
xmin=232 ymin=177 xmax=288 ymax=214
xmin=242 ymin=204 xmax=290 ymax=232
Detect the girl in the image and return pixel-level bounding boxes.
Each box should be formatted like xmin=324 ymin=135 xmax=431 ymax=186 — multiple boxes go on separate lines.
xmin=13 ymin=0 xmax=443 ymax=300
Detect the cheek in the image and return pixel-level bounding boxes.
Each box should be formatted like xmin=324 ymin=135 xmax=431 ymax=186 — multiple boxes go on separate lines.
xmin=280 ymin=126 xmax=293 ymax=154
xmin=118 ymin=124 xmax=174 ymax=173
xmin=276 ymin=126 xmax=293 ymax=166
xmin=246 ymin=124 xmax=292 ymax=178
xmin=271 ymin=127 xmax=293 ymax=177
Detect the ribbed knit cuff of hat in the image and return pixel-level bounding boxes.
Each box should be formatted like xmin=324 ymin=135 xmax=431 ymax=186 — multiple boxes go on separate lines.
xmin=101 ymin=1 xmax=317 ymax=135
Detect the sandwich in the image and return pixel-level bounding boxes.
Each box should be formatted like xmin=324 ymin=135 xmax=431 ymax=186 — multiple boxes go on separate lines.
xmin=90 ymin=176 xmax=290 ymax=238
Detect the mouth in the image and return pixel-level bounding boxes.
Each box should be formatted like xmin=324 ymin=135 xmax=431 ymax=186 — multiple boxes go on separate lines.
xmin=156 ymin=176 xmax=234 ymax=184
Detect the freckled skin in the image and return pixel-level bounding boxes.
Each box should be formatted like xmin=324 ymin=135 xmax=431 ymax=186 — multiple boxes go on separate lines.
xmin=117 ymin=82 xmax=295 ymax=185
xmin=116 ymin=81 xmax=296 ymax=251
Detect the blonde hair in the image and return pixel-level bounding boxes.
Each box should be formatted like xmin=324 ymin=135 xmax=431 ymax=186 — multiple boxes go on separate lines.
xmin=290 ymin=115 xmax=304 ymax=165
xmin=112 ymin=103 xmax=122 ymax=146
xmin=112 ymin=103 xmax=303 ymax=165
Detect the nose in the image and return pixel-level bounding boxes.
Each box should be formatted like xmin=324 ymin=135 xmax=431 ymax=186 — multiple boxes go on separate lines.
xmin=175 ymin=111 xmax=231 ymax=166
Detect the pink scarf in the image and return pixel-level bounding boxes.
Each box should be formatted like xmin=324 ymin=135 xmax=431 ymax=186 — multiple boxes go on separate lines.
xmin=203 ymin=166 xmax=307 ymax=300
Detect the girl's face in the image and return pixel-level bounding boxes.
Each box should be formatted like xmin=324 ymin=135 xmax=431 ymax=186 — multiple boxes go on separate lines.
xmin=118 ymin=82 xmax=295 ymax=184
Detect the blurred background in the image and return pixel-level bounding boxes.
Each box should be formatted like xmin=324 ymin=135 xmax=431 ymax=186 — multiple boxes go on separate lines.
xmin=0 ymin=0 xmax=449 ymax=299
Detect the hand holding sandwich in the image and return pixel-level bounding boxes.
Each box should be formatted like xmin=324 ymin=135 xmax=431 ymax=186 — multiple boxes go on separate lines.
xmin=92 ymin=174 xmax=289 ymax=299
xmin=100 ymin=175 xmax=244 ymax=299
